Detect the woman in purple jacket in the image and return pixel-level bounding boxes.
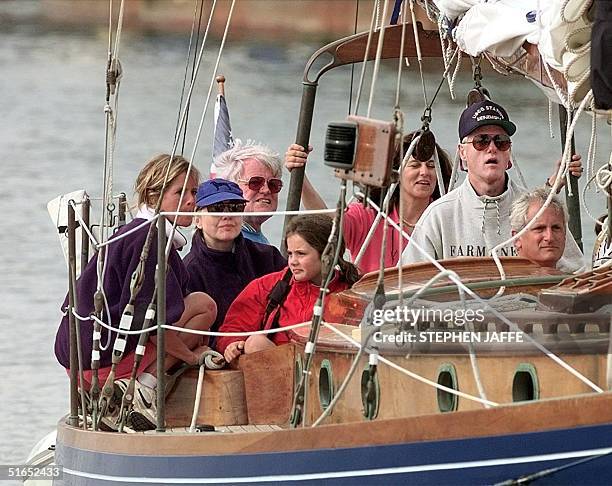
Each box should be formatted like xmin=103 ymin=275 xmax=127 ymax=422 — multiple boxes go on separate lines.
xmin=54 ymin=154 xmax=216 ymax=429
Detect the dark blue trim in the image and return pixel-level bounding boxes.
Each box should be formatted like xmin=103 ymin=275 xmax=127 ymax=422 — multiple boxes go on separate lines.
xmin=56 ymin=423 xmax=612 ymax=485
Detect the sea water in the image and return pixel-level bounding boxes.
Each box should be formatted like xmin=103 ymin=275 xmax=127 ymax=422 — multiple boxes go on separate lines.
xmin=1 ymin=12 xmax=609 ymax=464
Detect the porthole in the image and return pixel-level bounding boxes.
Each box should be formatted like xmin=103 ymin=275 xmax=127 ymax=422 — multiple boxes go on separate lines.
xmin=318 ymin=359 xmax=334 ymax=411
xmin=437 ymin=363 xmax=458 ymax=412
xmin=290 ymin=355 xmax=304 ymax=428
xmin=294 ymin=354 xmax=303 ymax=390
xmin=360 ymin=365 xmax=380 ymax=420
xmin=512 ymin=363 xmax=539 ymax=402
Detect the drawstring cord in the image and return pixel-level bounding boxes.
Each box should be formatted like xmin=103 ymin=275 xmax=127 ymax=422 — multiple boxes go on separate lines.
xmin=480 ymin=198 xmax=502 ymax=236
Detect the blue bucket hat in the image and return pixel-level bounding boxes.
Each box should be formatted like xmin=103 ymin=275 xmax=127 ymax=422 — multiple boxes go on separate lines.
xmin=196 ymin=178 xmax=247 ymax=207
xmin=458 ymin=100 xmax=517 ymax=140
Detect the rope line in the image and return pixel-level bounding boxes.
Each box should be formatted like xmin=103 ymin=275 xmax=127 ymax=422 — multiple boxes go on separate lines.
xmin=352 ymin=1 xmax=379 ymax=115
xmin=366 ymin=0 xmax=391 ymax=118
xmin=321 ymin=322 xmax=499 ymax=407
xmin=362 ymin=192 xmax=603 ymax=393
xmin=72 ymin=308 xmax=312 ymax=337
xmin=490 ymin=90 xmax=594 ymax=292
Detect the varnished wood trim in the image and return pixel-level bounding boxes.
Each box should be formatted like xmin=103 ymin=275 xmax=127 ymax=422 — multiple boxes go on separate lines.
xmin=58 ymin=392 xmax=612 ymax=456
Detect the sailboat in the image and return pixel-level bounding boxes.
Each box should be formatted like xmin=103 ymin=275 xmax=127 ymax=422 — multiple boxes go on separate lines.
xmin=27 ymin=0 xmax=612 ymax=484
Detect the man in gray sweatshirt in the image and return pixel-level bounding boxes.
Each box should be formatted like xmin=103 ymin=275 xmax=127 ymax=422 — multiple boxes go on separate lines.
xmin=401 ymin=100 xmax=585 ymax=273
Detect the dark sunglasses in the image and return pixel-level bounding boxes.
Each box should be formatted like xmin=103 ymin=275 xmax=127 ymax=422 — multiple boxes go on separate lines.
xmin=239 ymin=176 xmax=283 ymax=194
xmin=205 ymin=201 xmax=246 ymax=213
xmin=463 ymin=134 xmax=512 ymax=152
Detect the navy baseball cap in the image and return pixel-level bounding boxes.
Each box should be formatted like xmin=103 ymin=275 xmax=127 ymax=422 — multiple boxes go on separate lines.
xmin=196 ymin=178 xmax=247 ymax=207
xmin=458 ymin=100 xmax=516 ymax=140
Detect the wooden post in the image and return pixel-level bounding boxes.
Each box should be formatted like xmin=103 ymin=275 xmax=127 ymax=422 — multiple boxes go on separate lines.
xmin=216 ymin=74 xmax=226 ymax=96
xmin=156 ymin=214 xmax=166 ymax=432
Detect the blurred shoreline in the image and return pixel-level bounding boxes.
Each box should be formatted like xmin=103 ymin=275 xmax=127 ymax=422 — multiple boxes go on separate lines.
xmin=2 ymin=0 xmax=377 ymax=42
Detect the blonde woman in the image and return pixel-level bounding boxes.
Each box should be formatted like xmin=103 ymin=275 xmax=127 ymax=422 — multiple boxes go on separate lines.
xmin=55 ymin=154 xmax=216 ymax=430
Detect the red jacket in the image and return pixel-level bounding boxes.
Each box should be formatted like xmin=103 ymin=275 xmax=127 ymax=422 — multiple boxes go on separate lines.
xmin=215 ymin=268 xmax=351 ymax=354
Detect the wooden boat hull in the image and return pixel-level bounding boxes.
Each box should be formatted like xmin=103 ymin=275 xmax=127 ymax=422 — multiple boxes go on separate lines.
xmin=55 ymin=392 xmax=612 ymax=485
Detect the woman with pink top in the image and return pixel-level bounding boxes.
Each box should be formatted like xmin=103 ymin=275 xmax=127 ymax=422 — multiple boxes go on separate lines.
xmin=284 ymin=131 xmax=452 ymax=274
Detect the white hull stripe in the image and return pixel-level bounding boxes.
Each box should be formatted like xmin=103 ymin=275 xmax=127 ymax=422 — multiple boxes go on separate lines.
xmin=62 ymin=446 xmax=612 ymax=483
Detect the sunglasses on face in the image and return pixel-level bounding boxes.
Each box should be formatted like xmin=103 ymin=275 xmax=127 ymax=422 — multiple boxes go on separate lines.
xmin=239 ymin=176 xmax=283 ymax=194
xmin=205 ymin=201 xmax=247 ymax=213
xmin=463 ymin=134 xmax=512 ymax=152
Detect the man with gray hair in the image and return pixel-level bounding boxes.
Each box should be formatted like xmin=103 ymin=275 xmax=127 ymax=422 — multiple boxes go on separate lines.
xmin=510 ymin=186 xmax=567 ymax=269
xmin=215 ymin=139 xmax=283 ymax=244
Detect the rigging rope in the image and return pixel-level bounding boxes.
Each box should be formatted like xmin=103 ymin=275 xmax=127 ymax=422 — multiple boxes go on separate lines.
xmin=490 ymin=90 xmax=595 ymax=294
xmin=361 ymin=192 xmax=603 ymax=393
xmin=174 ymin=0 xmax=206 ymax=156
xmin=321 ymin=323 xmax=499 ymax=407
xmin=352 ymin=2 xmax=378 ymax=115
xmin=292 ymin=182 xmax=349 ymax=428
xmin=409 ymin=0 xmax=428 ymax=108
xmin=347 ymin=0 xmax=360 ymax=115
xmin=165 ymin=0 xmax=236 ymax=260
xmin=366 ymin=0 xmax=392 ymax=118
xmin=393 ymin=1 xmax=407 ymax=110
xmin=73 ymin=308 xmax=312 ymax=337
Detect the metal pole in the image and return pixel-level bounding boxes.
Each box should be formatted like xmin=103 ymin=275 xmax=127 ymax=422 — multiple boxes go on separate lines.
xmin=67 ymin=203 xmax=79 ymax=427
xmin=558 ymin=105 xmax=583 ymax=251
xmin=156 ymin=215 xmax=166 ymax=432
xmin=281 ymin=82 xmax=318 ymax=255
xmin=80 ymin=197 xmax=90 ymax=274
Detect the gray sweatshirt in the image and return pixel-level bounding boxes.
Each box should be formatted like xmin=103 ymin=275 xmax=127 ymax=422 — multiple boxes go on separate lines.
xmin=400 ymin=177 xmax=585 ymax=273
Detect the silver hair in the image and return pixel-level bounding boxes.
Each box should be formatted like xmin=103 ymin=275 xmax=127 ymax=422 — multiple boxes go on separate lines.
xmin=214 ymin=139 xmax=282 ymax=182
xmin=510 ymin=186 xmax=567 ymax=233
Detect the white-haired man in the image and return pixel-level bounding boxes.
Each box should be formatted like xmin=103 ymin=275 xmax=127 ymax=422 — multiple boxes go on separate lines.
xmin=510 ymin=187 xmax=567 ymax=268
xmin=401 ymin=99 xmax=585 ymax=273
xmin=215 ymin=140 xmax=283 ymax=244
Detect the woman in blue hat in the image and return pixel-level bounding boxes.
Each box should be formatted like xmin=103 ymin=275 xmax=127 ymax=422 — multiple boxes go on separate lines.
xmin=184 ymin=178 xmax=286 ymax=334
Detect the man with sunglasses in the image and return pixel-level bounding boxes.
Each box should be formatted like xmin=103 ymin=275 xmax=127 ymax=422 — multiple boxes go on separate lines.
xmin=214 ymin=140 xmax=283 ymax=245
xmin=401 ymin=99 xmax=585 ymax=273
xmin=184 ymin=179 xmax=286 ymax=333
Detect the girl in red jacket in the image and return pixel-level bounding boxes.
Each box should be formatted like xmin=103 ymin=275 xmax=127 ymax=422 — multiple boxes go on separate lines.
xmin=217 ymin=214 xmax=360 ymax=363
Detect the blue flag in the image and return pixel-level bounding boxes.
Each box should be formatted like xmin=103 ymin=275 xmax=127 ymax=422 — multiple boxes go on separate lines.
xmin=211 ymin=93 xmax=234 ymax=178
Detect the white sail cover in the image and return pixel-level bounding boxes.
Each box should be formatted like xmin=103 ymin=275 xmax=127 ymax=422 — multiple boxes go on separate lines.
xmin=453 ymin=0 xmax=539 ymax=57
xmin=538 ymin=0 xmax=591 ymax=70
xmin=433 ymin=0 xmax=478 ymax=20
xmin=538 ymin=0 xmax=592 ymax=105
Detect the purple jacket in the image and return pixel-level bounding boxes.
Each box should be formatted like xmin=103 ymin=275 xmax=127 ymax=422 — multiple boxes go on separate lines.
xmin=54 ymin=218 xmax=189 ymax=369
xmin=184 ymin=232 xmax=286 ymax=331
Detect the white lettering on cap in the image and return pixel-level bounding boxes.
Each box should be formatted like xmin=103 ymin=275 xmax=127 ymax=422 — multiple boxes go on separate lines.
xmin=477 ymin=114 xmax=503 ymax=121
xmin=473 ymin=105 xmax=504 ymax=121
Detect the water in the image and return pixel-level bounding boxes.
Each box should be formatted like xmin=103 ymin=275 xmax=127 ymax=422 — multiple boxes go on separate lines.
xmin=1 ymin=15 xmax=609 ymax=465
